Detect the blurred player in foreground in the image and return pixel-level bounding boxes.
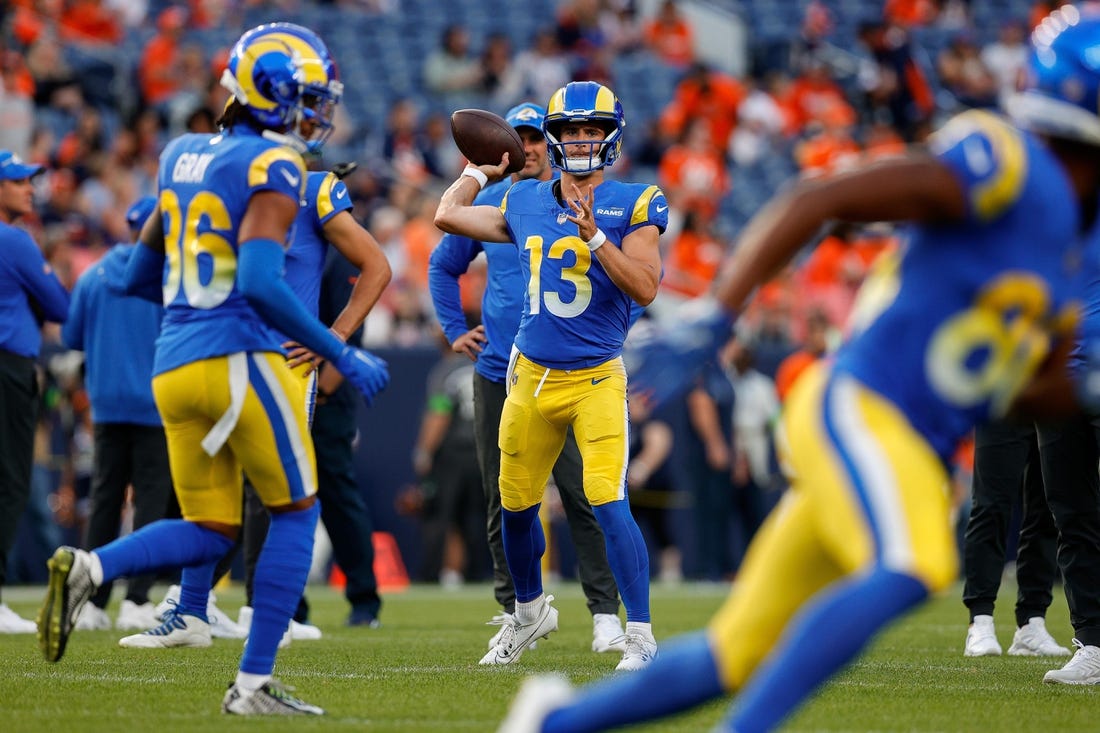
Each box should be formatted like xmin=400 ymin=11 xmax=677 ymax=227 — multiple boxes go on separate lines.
xmin=499 ymin=6 xmax=1100 ymax=731
xmin=37 ymin=23 xmax=388 ymax=716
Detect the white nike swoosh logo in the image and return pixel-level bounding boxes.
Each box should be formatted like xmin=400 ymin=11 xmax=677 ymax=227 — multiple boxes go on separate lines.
xmin=280 ymin=168 xmax=301 ymax=187
xmin=336 ymin=188 xmax=347 ymax=199
xmin=656 ymin=204 xmax=668 ymax=213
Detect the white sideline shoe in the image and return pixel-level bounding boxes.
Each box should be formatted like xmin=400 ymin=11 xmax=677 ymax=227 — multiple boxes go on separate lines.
xmin=1044 ymin=639 xmax=1100 ymax=685
xmin=592 ymin=613 xmax=627 ymax=653
xmin=238 ymin=606 xmax=292 ymax=649
xmin=964 ymin=615 xmax=1002 ymax=657
xmin=480 ymin=595 xmax=558 ymax=665
xmin=223 ymin=679 xmax=324 ymax=715
xmin=1008 ymin=617 xmax=1071 ymax=657
xmin=119 ymin=609 xmax=212 ymax=648
xmin=116 ymin=600 xmax=159 ymax=631
xmin=74 ymin=603 xmax=112 ymax=631
xmin=615 ymin=633 xmax=658 ymax=671
xmin=157 ymin=585 xmax=246 ymax=639
xmin=497 ymin=674 xmax=574 ymax=733
xmin=0 ymin=602 xmax=38 ymax=634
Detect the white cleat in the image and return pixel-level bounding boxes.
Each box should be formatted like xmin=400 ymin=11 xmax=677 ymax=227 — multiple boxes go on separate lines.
xmin=592 ymin=613 xmax=627 ymax=653
xmin=157 ymin=584 xmax=246 ymax=639
xmin=1044 ymin=639 xmax=1100 ymax=685
xmin=290 ymin=620 xmax=322 ymax=640
xmin=116 ymin=600 xmax=159 ymax=631
xmin=1008 ymin=617 xmax=1071 ymax=657
xmin=487 ymin=612 xmax=537 ymax=652
xmin=615 ymin=633 xmax=658 ymax=671
xmin=118 ymin=609 xmax=212 ymax=648
xmin=497 ymin=674 xmax=574 ymax=733
xmin=0 ymin=602 xmax=38 ymax=634
xmin=238 ymin=606 xmax=292 ymax=649
xmin=74 ymin=603 xmax=112 ymax=631
xmin=964 ymin=615 xmax=1002 ymax=657
xmin=480 ymin=596 xmax=558 ymax=666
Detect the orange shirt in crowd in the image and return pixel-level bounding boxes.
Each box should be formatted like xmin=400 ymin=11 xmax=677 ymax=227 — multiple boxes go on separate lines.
xmin=643 ymin=16 xmax=694 ymax=67
xmin=660 ymin=71 xmax=746 ymax=150
xmin=775 ymin=350 xmax=818 ymax=403
xmin=661 ymin=227 xmax=725 ymax=298
xmin=60 ymin=0 xmax=123 ymax=45
xmin=657 ymin=144 xmax=729 ymax=219
xmin=884 ymin=0 xmax=939 ymax=26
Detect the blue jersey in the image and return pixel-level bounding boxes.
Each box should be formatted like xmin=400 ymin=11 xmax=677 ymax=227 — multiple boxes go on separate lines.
xmin=152 ymin=126 xmax=306 ymax=375
xmin=0 ymin=221 xmax=69 ymax=357
xmin=282 ymin=170 xmax=352 ymax=329
xmin=429 ymin=178 xmax=520 ymax=383
xmin=502 ymin=178 xmax=668 ymax=369
xmin=834 ymin=110 xmax=1094 ymax=460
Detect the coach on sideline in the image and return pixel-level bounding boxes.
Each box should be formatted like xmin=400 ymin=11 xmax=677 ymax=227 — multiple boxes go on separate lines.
xmin=0 ymin=150 xmax=69 ymax=633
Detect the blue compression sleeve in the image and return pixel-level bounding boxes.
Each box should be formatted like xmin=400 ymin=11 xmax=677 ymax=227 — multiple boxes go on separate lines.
xmin=95 ymin=519 xmax=234 ymax=581
xmin=120 ymin=240 xmax=166 ymax=304
xmin=241 ymin=502 xmax=320 ymax=675
xmin=545 ymin=632 xmax=725 ymax=733
xmin=726 ymin=568 xmax=927 ymax=733
xmin=238 ymin=237 xmax=346 ymax=363
xmin=592 ymin=500 xmax=650 ymax=622
xmin=501 ymin=504 xmax=545 ymax=603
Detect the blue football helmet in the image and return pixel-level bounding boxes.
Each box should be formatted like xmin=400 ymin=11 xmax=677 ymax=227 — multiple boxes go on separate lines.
xmin=220 ymin=22 xmax=343 ymax=152
xmin=543 ymin=81 xmax=626 ymax=174
xmin=1006 ymin=4 xmax=1100 ymax=145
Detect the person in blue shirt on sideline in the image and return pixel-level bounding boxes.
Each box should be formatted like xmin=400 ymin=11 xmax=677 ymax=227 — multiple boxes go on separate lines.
xmin=62 ymin=196 xmax=172 ymax=634
xmin=428 ymin=102 xmax=626 ymax=658
xmin=0 ymin=149 xmax=68 ymax=634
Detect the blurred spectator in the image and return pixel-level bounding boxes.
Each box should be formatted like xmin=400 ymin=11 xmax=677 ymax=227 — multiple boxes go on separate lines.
xmin=660 ymin=62 xmax=746 ymax=152
xmin=937 ymin=32 xmax=999 ymax=109
xmin=0 ymin=52 xmax=35 ymax=158
xmin=658 ymin=117 xmax=729 ymax=221
xmin=59 ymin=0 xmax=123 ymax=46
xmin=728 ymin=74 xmax=788 ymax=168
xmin=509 ymin=28 xmax=572 ymax=109
xmin=138 ymin=6 xmax=187 ymax=110
xmin=643 ymin=0 xmax=695 ymax=68
xmin=401 ymin=191 xmax=444 ymax=292
xmin=380 ymin=98 xmax=442 ymax=187
xmin=412 ymin=335 xmax=489 ymax=587
xmin=660 ymin=211 xmax=725 ymax=300
xmin=26 ymin=33 xmax=81 ymax=110
xmin=423 ymin=24 xmax=483 ymax=109
xmin=855 ymin=20 xmax=936 ymax=140
xmin=774 ymin=307 xmax=833 ymax=402
xmin=885 ymin=0 xmax=940 ymax=27
xmin=555 ymin=0 xmax=607 ymax=56
xmin=600 ymin=0 xmax=645 ymax=57
xmin=626 ymin=392 xmax=682 ymax=583
xmin=783 ymin=57 xmax=857 ymax=135
xmin=480 ymin=32 xmax=522 ymax=109
xmin=684 ymin=362 xmax=737 ymax=580
xmin=981 ymin=20 xmax=1029 ymax=107
xmin=795 ymin=110 xmax=861 ymax=177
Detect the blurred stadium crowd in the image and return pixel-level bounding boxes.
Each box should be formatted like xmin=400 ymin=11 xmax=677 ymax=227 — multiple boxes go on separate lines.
xmin=3 ymin=0 xmax=1053 ymax=585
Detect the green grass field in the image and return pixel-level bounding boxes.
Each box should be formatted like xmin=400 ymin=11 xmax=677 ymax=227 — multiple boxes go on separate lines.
xmin=0 ymin=579 xmax=1094 ymax=732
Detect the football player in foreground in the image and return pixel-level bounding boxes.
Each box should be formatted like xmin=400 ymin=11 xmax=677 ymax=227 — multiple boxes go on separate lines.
xmin=37 ymin=23 xmax=388 ymax=716
xmin=435 ymin=81 xmax=666 ymax=671
xmin=498 ymin=6 xmax=1100 ymax=732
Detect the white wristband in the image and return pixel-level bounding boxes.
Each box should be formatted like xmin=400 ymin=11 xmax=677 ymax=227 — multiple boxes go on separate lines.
xmin=586 ymin=228 xmax=607 ymax=251
xmin=461 ymin=167 xmax=488 ymax=190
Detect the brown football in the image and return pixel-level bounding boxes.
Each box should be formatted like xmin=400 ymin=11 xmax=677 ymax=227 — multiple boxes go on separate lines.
xmin=450 ymin=108 xmax=526 ymax=174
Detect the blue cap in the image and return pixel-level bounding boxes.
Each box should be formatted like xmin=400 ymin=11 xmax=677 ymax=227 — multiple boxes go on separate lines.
xmin=0 ymin=150 xmax=43 ymax=181
xmin=505 ymin=102 xmax=546 ymax=132
xmin=126 ymin=195 xmax=157 ymax=233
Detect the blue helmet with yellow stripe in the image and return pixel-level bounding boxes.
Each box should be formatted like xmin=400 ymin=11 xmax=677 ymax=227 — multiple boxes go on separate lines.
xmin=1006 ymin=4 xmax=1100 ymax=145
xmin=220 ymin=23 xmax=343 ymax=151
xmin=543 ymin=81 xmax=626 ymax=174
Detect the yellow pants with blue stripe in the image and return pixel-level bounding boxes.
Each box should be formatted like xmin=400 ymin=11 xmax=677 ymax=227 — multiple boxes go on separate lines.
xmin=152 ymin=352 xmax=317 ymax=526
xmin=498 ymin=353 xmax=629 ymax=510
xmin=707 ymin=363 xmax=958 ymax=689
